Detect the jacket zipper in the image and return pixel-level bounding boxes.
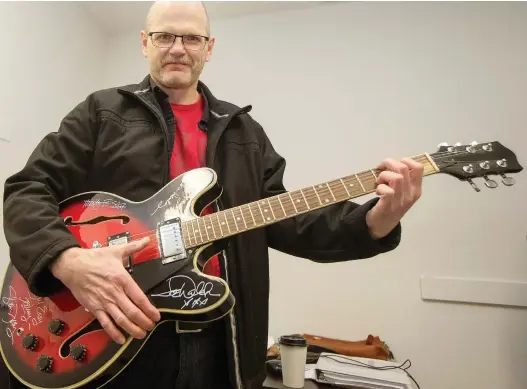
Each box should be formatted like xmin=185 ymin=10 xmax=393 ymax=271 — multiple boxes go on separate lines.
xmin=209 ymin=106 xmax=252 ymax=389
xmin=123 ymin=88 xmax=249 ymax=388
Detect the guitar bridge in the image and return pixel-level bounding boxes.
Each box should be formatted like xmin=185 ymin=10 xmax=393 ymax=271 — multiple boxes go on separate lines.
xmin=158 ymin=218 xmax=187 ymax=264
xmin=108 ymin=232 xmax=132 ymax=272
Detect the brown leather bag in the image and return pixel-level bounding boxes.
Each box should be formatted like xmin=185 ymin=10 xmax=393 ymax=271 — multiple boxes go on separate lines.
xmin=267 ymin=334 xmax=393 ymax=362
xmin=302 ymin=334 xmax=393 ymax=360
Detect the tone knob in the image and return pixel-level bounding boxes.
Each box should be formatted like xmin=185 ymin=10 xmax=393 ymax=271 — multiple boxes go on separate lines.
xmin=70 ymin=344 xmax=87 ymax=362
xmin=48 ymin=319 xmax=65 ymax=335
xmin=22 ymin=334 xmax=39 ymax=351
xmin=36 ymin=355 xmax=53 ymax=372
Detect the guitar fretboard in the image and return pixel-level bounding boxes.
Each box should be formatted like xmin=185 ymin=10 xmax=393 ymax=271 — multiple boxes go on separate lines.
xmin=181 ymin=153 xmax=438 ymax=248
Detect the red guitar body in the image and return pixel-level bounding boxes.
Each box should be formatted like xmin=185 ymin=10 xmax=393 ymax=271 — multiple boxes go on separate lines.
xmin=0 ymin=168 xmax=234 ymax=389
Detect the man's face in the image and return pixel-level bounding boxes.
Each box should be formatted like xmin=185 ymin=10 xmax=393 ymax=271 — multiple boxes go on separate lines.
xmin=141 ymin=3 xmax=214 ymax=89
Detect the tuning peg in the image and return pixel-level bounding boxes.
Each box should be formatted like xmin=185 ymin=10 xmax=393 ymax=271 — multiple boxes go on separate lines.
xmin=500 ymin=173 xmax=515 ymax=186
xmin=437 ymin=142 xmax=449 ymax=149
xmin=483 ymin=176 xmax=498 ymax=188
xmin=467 ymin=178 xmax=481 ymax=192
xmin=470 ymin=141 xmax=478 ymax=146
xmin=454 ymin=142 xmax=462 ymax=146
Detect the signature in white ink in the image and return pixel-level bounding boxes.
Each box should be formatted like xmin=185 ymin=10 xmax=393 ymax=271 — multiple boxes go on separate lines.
xmin=1 ymin=287 xmax=19 ymax=345
xmin=1 ymin=288 xmax=49 ymax=344
xmin=150 ymin=275 xmax=221 ymax=309
xmin=150 ymin=192 xmax=178 ymax=216
xmin=83 ymin=199 xmax=126 ymax=210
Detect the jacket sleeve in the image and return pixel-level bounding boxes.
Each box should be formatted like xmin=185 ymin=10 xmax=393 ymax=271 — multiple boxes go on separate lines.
xmin=2 ymin=95 xmax=98 ymax=296
xmin=255 ymin=123 xmax=401 ymax=262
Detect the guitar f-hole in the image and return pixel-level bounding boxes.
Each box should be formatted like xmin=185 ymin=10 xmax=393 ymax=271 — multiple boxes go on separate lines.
xmin=64 ymin=215 xmax=130 ymax=226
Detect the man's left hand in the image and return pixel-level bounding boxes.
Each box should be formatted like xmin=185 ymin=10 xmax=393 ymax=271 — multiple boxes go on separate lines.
xmin=365 ymin=158 xmax=424 ymax=239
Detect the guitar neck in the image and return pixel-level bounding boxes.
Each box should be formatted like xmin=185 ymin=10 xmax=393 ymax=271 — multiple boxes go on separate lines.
xmin=181 ymin=153 xmax=439 ymax=248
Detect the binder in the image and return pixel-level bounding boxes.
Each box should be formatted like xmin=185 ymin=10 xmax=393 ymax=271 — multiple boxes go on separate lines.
xmin=314 ymin=353 xmax=413 ymax=389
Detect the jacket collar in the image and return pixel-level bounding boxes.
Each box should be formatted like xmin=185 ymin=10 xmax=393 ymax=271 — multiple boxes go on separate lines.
xmin=118 ymin=74 xmax=249 ymax=126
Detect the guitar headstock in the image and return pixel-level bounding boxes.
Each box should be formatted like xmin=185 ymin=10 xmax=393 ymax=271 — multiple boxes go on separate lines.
xmin=430 ymin=141 xmax=523 ymax=191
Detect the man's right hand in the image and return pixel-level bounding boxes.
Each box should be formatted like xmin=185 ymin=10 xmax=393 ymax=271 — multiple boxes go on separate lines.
xmin=50 ymin=237 xmax=161 ymax=345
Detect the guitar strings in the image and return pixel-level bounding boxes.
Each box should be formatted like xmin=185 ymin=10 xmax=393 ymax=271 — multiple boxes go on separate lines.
xmin=85 ymin=150 xmax=483 ymax=251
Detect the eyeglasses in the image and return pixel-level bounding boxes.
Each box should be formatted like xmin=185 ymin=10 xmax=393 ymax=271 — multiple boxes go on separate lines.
xmin=148 ymin=32 xmax=209 ymax=51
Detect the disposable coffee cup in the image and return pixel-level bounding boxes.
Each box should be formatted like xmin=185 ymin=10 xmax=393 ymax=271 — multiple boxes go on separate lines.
xmin=279 ymin=335 xmax=308 ymax=388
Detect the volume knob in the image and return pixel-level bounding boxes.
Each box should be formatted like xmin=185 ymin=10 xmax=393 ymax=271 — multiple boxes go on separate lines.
xmin=22 ymin=334 xmax=39 ymax=351
xmin=36 ymin=355 xmax=53 ymax=372
xmin=70 ymin=344 xmax=87 ymax=362
xmin=48 ymin=319 xmax=65 ymax=335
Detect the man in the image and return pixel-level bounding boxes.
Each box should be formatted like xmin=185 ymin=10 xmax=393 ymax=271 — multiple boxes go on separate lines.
xmin=2 ymin=1 xmax=423 ymax=389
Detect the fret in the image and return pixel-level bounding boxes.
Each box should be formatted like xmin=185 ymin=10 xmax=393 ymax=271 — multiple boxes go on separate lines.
xmin=208 ymin=215 xmax=219 ymax=239
xmin=326 ymin=182 xmax=337 ymax=202
xmin=276 ymin=195 xmax=289 ymax=217
xmin=312 ymin=185 xmax=323 ymax=206
xmin=314 ymin=184 xmax=333 ymax=205
xmin=360 ymin=171 xmax=377 ymax=192
xmin=287 ymin=192 xmax=298 ymax=214
xmin=256 ymin=201 xmax=266 ymax=223
xmin=266 ymin=199 xmax=277 ymax=220
xmin=195 ymin=217 xmax=205 ymax=241
xmin=202 ymin=215 xmax=213 ymax=240
xmin=253 ymin=203 xmax=265 ymax=226
xmin=196 ymin=217 xmax=210 ymax=242
xmin=340 ymin=178 xmax=351 ymax=197
xmin=270 ymin=196 xmax=286 ymax=219
xmin=299 ymin=189 xmax=311 ymax=209
xmin=241 ymin=204 xmax=252 ymax=226
xmin=240 ymin=204 xmax=256 ymax=229
xmin=244 ymin=204 xmax=256 ymax=227
xmin=181 ymin=221 xmax=190 ymax=246
xmin=258 ymin=199 xmax=275 ymax=223
xmin=232 ymin=207 xmax=247 ymax=230
xmin=327 ymin=180 xmax=346 ymax=202
xmin=301 ymin=187 xmax=320 ymax=209
xmin=190 ymin=219 xmax=203 ymax=243
xmin=220 ymin=212 xmax=232 ymax=234
xmin=370 ymin=169 xmax=378 ymax=180
xmin=290 ymin=190 xmax=308 ymax=213
xmin=230 ymin=209 xmax=240 ymax=231
xmin=241 ymin=205 xmax=256 ymax=228
xmin=215 ymin=213 xmax=225 ymax=236
xmin=355 ymin=174 xmax=366 ymax=192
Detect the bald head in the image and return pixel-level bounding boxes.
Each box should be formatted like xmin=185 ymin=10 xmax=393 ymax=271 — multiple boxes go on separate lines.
xmin=146 ymin=1 xmax=210 ymax=36
xmin=140 ymin=0 xmax=215 ymax=98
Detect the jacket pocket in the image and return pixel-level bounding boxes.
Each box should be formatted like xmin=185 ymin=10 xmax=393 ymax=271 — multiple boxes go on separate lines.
xmin=226 ymin=140 xmax=260 ymax=152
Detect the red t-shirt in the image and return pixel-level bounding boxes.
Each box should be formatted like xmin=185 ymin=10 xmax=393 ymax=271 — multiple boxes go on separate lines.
xmin=169 ymin=95 xmax=221 ymax=277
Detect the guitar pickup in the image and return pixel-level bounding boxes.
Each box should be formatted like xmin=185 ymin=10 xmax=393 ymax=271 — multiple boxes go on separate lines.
xmin=158 ymin=218 xmax=187 ymax=265
xmin=107 ymin=232 xmax=132 ymax=272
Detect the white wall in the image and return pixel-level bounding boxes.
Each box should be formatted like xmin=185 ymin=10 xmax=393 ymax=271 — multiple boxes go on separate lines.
xmin=0 ymin=2 xmax=106 ymax=262
xmin=101 ymin=2 xmax=527 ymax=389
xmin=2 ymin=2 xmax=526 ymax=389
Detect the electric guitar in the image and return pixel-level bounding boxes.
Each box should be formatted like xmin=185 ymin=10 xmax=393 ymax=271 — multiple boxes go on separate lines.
xmin=0 ymin=141 xmax=522 ymax=389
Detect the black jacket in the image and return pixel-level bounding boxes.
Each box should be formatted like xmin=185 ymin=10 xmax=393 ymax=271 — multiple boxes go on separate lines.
xmin=3 ymin=75 xmax=401 ymax=389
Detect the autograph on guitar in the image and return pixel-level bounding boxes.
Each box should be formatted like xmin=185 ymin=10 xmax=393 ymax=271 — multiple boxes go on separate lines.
xmin=0 ymin=141 xmax=522 ymax=389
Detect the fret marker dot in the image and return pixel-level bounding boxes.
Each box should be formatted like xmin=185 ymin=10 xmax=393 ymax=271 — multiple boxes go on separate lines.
xmin=237 ymin=217 xmax=240 ymax=221
xmin=207 ymin=226 xmax=211 ymax=229
xmin=195 ymin=230 xmax=198 ymax=233
xmin=325 ymin=199 xmax=329 ymax=203
xmin=264 ymin=209 xmax=268 ymax=212
xmin=350 ymin=184 xmax=354 ymax=187
xmin=221 ymin=222 xmax=225 ymax=225
xmin=267 ymin=217 xmax=271 ymax=221
xmin=296 ymin=199 xmax=300 ymax=203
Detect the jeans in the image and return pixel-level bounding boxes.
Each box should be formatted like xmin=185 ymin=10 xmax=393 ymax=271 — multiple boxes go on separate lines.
xmin=4 ymin=319 xmax=233 ymax=389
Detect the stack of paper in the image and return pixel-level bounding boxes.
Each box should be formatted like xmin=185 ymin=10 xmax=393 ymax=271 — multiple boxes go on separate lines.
xmin=314 ymin=353 xmax=413 ymax=389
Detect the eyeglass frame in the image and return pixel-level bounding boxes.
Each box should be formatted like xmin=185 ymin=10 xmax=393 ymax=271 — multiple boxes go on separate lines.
xmin=147 ymin=32 xmax=210 ymax=51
